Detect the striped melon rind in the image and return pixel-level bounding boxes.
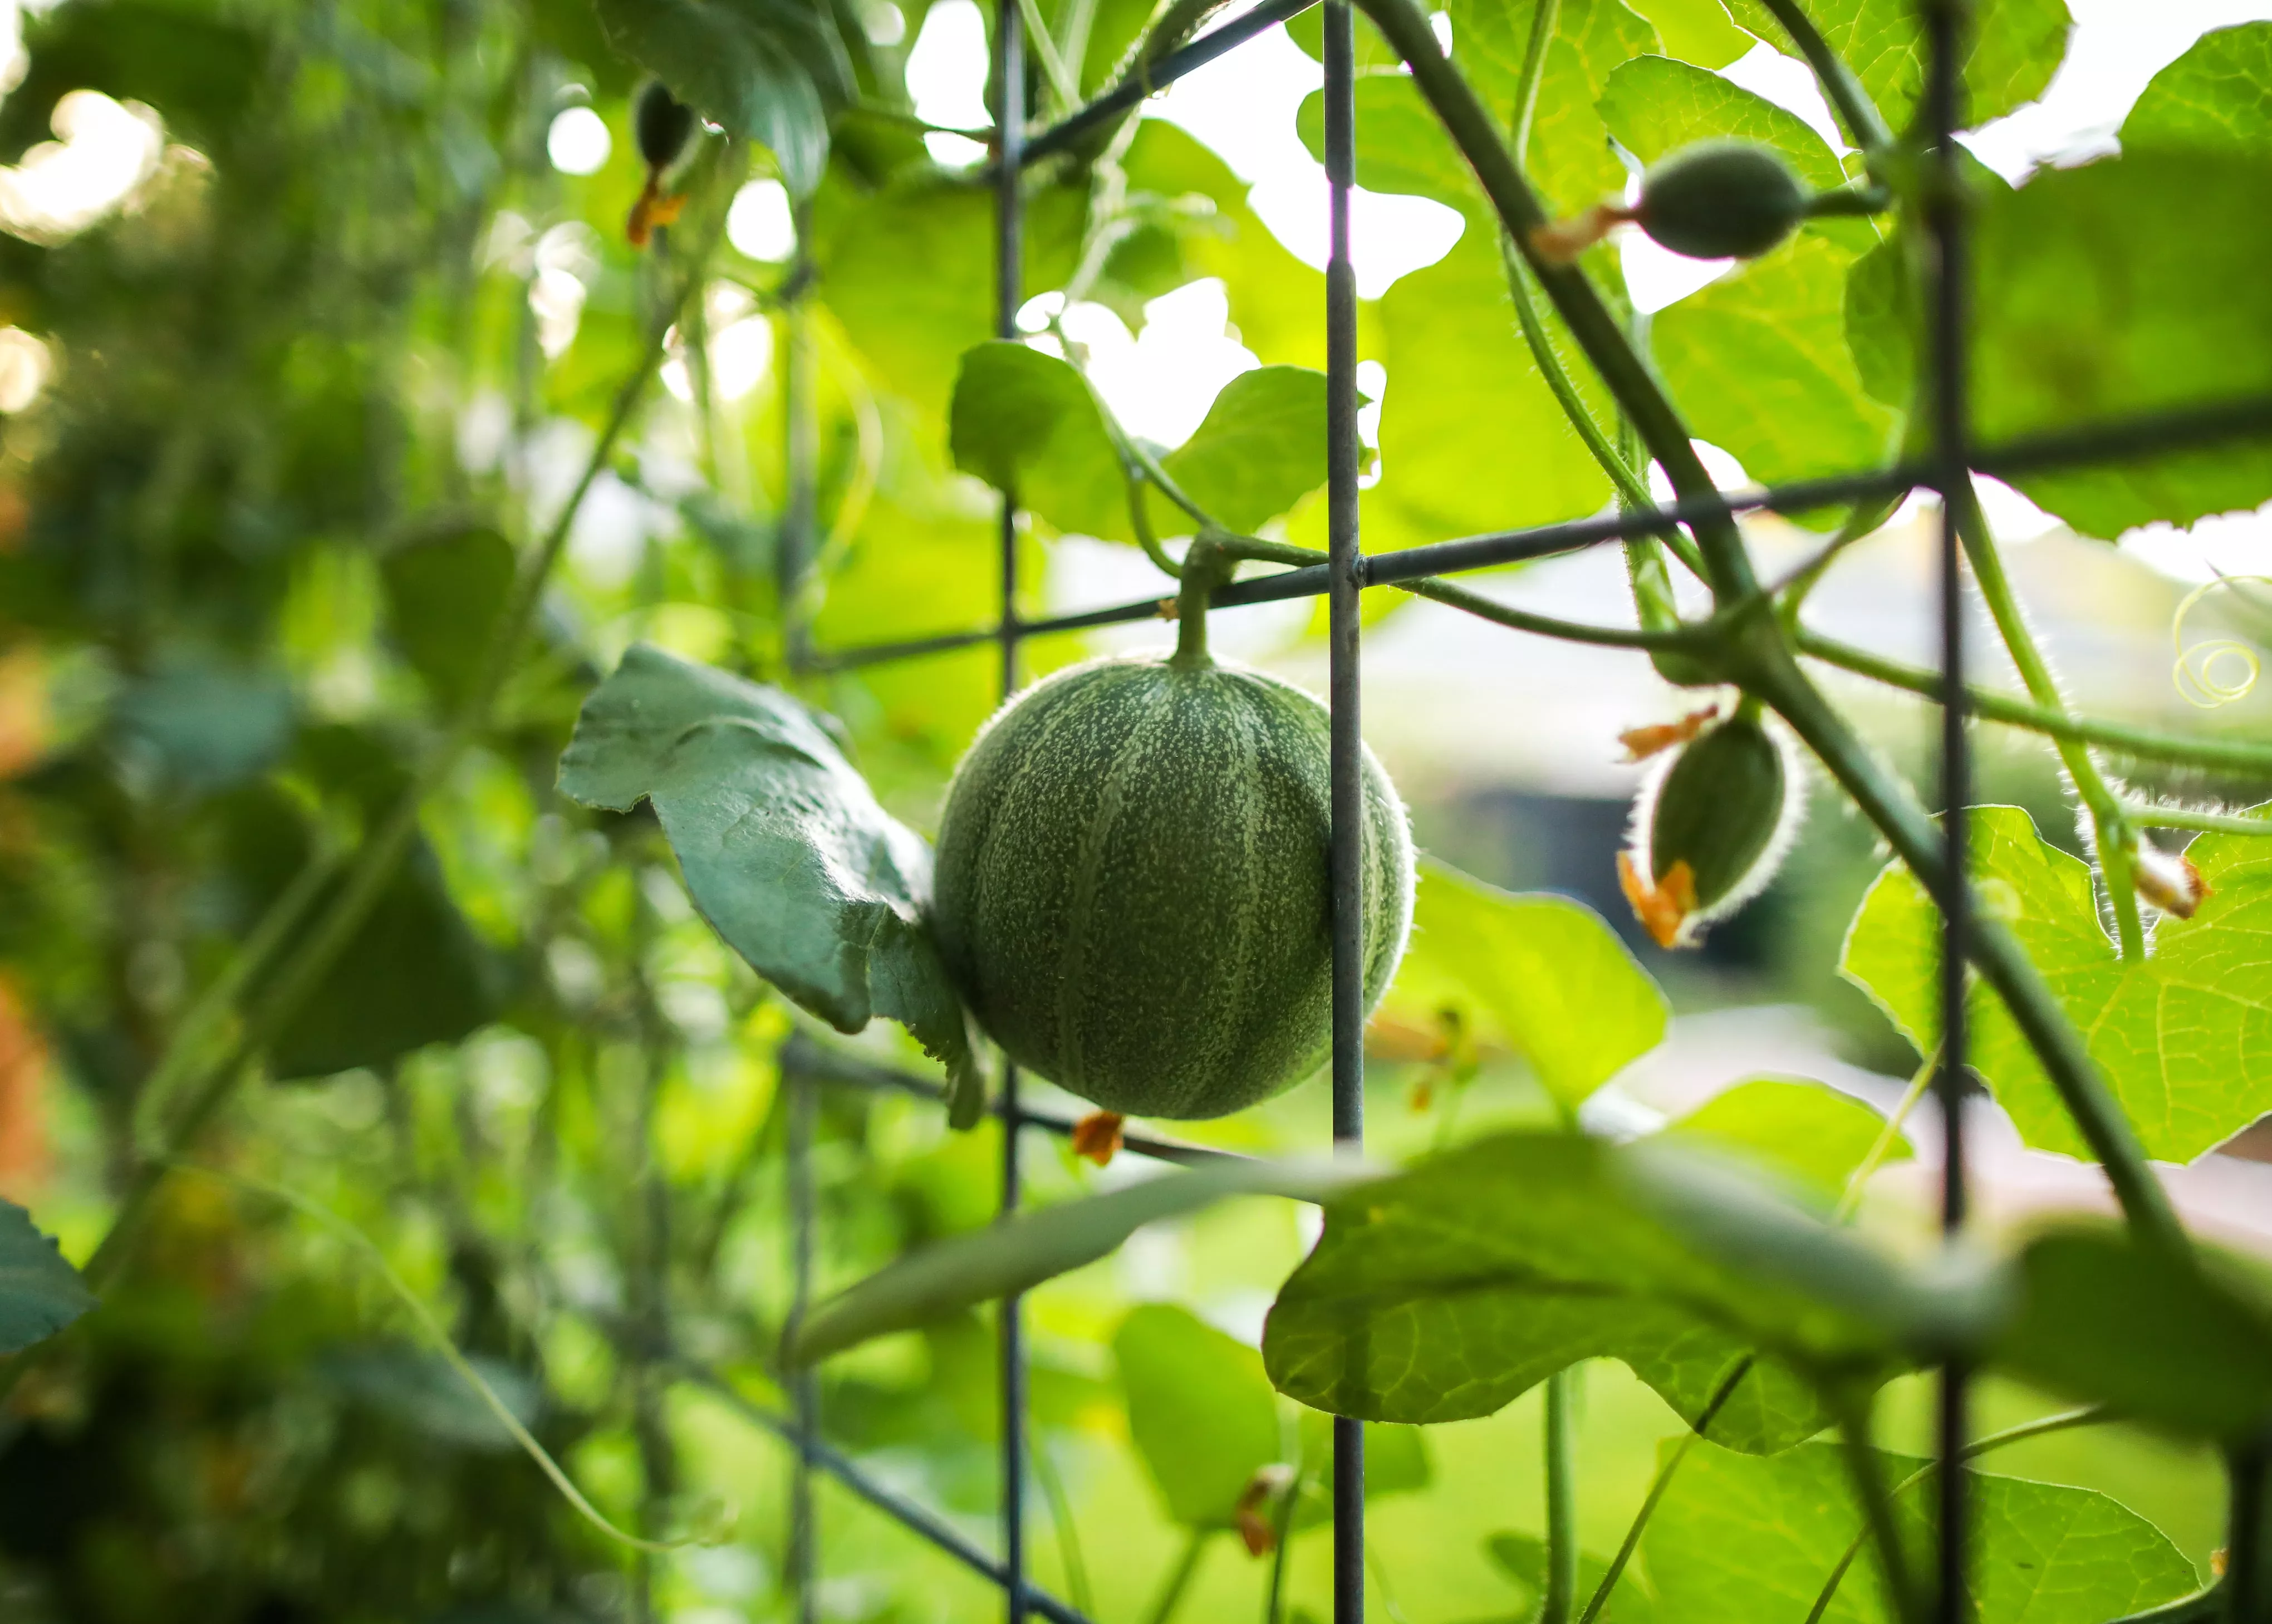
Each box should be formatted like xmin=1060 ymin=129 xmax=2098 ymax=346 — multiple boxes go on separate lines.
xmin=932 ymin=651 xmax=1415 ymax=1120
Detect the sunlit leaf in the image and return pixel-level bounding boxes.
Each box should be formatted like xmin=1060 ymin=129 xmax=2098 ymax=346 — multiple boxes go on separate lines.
xmin=949 ymin=340 xmax=1132 ymax=543
xmin=1842 ymin=804 xmax=2272 ymax=1163
xmin=1447 ymin=0 xmax=1658 ymax=214
xmin=1156 ymin=366 xmax=1329 ymax=535
xmin=1663 ymin=1077 xmax=1908 ymax=1200
xmin=1617 ymin=0 xmax=1749 ymax=68
xmin=1717 ymin=0 xmax=2069 ymax=133
xmin=1115 ymin=1304 xmax=1283 ymax=1529
xmin=557 ymin=642 xmax=978 ymax=1115
xmin=2122 ymin=22 xmax=2272 ymax=156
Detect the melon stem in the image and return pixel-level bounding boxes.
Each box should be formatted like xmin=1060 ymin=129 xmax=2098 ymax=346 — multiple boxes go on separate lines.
xmin=1172 ymin=539 xmax=1232 ymax=668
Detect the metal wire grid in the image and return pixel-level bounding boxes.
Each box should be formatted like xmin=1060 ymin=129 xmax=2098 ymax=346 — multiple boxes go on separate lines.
xmin=749 ymin=2 xmax=2272 ymax=1620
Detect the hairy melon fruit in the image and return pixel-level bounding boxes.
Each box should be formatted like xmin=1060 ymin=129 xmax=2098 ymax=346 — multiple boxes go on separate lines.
xmin=1620 ymin=706 xmax=1800 ymax=949
xmin=1637 ymin=140 xmax=1807 ymax=261
xmin=635 ymin=82 xmax=696 ymax=173
xmin=932 ymin=651 xmax=1415 ymax=1120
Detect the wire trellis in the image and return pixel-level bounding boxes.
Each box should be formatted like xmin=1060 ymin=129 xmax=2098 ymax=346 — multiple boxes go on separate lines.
xmin=750 ymin=1 xmax=2272 ymax=1620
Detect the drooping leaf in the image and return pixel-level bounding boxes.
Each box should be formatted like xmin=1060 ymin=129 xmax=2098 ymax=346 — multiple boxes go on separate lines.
xmin=2122 ymin=23 xmax=2272 ymax=157
xmin=1656 ymin=235 xmax=1898 ymax=489
xmin=557 ymin=642 xmax=978 ymax=1116
xmin=1642 ymin=1437 xmax=2197 ymax=1624
xmin=1664 ymin=1077 xmax=1908 ymax=1201
xmin=1156 ymin=366 xmax=1329 ymax=535
xmin=592 ymin=0 xmax=855 ymax=193
xmin=380 ymin=526 xmax=515 ymax=711
xmin=1115 ymin=1304 xmax=1283 ymax=1529
xmin=948 ymin=341 xmax=1131 ymax=543
xmin=1717 ymin=0 xmax=2069 ymax=134
xmin=1993 ymin=1225 xmax=2272 ymax=1442
xmin=1378 ymin=860 xmax=1667 ymax=1111
xmin=0 ymin=1200 xmax=94 ymax=1356
xmin=789 ymin=1156 xmax=1374 ymax=1365
xmin=1261 ymin=1130 xmax=1958 ymax=1451
xmin=1842 ymin=804 xmax=2272 ymax=1164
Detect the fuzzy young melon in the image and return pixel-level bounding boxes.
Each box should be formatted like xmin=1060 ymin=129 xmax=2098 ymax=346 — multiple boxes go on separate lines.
xmin=931 ymin=651 xmax=1415 ymax=1120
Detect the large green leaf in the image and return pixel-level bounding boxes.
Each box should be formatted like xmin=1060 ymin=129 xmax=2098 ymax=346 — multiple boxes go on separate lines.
xmin=0 ymin=1200 xmax=94 ymax=1356
xmin=1849 ymin=153 xmax=2272 ymax=537
xmin=1261 ymin=1130 xmax=1954 ymax=1451
xmin=1617 ymin=0 xmax=1748 ymax=67
xmin=1663 ymin=1077 xmax=1908 ymax=1200
xmin=592 ymin=0 xmax=855 ymax=194
xmin=1993 ymin=1226 xmax=2272 ymax=1442
xmin=1446 ymin=0 xmax=1658 ymax=214
xmin=1842 ymin=804 xmax=2272 ymax=1164
xmin=557 ymin=643 xmax=978 ymax=1116
xmin=949 ymin=341 xmax=1131 ymax=543
xmin=1655 ymin=235 xmax=1898 ymax=488
xmin=789 ymin=1156 xmax=1373 ymax=1364
xmin=2122 ymin=23 xmax=2272 ymax=156
xmin=1156 ymin=367 xmax=1330 ymax=536
xmin=1297 ymin=72 xmax=1480 ymax=214
xmin=1378 ymin=859 xmax=1667 ymax=1111
xmin=1642 ymin=1437 xmax=2197 ymax=1624
xmin=1718 ymin=0 xmax=2069 ymax=134
xmin=1115 ymin=1304 xmax=1283 ymax=1529
xmin=1371 ymin=228 xmax=1611 ymax=543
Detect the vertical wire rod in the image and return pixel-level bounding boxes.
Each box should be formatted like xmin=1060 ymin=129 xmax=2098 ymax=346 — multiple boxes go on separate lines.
xmin=1322 ymin=3 xmax=1366 ymax=1620
xmin=1922 ymin=1 xmax=1972 ymax=1621
xmin=786 ymin=1068 xmax=820 ymax=1624
xmin=994 ymin=4 xmax=1030 ymax=1620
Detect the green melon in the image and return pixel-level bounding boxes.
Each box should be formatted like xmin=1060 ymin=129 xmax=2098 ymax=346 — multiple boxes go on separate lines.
xmin=931 ymin=651 xmax=1415 ymax=1120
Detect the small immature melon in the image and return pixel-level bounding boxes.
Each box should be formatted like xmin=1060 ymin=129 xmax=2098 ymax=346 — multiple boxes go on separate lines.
xmin=932 ymin=651 xmax=1415 ymax=1120
xmin=1637 ymin=140 xmax=1807 ymax=261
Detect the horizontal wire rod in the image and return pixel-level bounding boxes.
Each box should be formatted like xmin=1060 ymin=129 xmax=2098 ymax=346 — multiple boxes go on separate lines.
xmin=684 ymin=1368 xmax=1100 ymax=1624
xmin=801 ymin=390 xmax=2272 ymax=674
xmin=779 ymin=1033 xmax=1253 ymax=1169
xmin=1010 ymin=0 xmax=1323 ymax=168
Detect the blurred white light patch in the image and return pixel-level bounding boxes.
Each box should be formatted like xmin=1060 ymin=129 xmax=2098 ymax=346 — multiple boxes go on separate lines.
xmin=661 ymin=282 xmax=776 ymax=403
xmin=529 ymin=220 xmax=600 ymax=359
xmin=907 ymin=0 xmax=991 ymax=165
xmin=546 ymin=105 xmax=611 ymax=175
xmin=727 ymin=178 xmax=796 ymax=261
xmin=862 ymin=1 xmax=906 ymax=45
xmin=0 ymin=327 xmax=51 ymax=413
xmin=1037 ymin=280 xmax=1259 ymax=448
xmin=0 ymin=90 xmax=164 ymax=243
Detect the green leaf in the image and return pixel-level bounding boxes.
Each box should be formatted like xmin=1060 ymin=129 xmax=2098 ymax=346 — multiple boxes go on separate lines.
xmin=1447 ymin=0 xmax=1658 ymax=214
xmin=948 ymin=341 xmax=1131 ymax=543
xmin=1841 ymin=804 xmax=2272 ymax=1164
xmin=380 ymin=526 xmax=514 ymax=711
xmin=816 ymin=174 xmax=1087 ymax=417
xmin=1261 ymin=1130 xmax=1949 ymax=1451
xmin=557 ymin=642 xmax=978 ymax=1117
xmin=1655 ymin=236 xmax=1899 ymax=489
xmin=1642 ymin=1437 xmax=2197 ymax=1624
xmin=1664 ymin=1077 xmax=1908 ymax=1200
xmin=1155 ymin=367 xmax=1329 ymax=534
xmin=1370 ymin=228 xmax=1612 ymax=545
xmin=788 ymin=1156 xmax=1373 ymax=1365
xmin=1115 ymin=1304 xmax=1283 ymax=1529
xmin=1289 ymin=1410 xmax=1432 ymax=1529
xmin=1488 ymin=1532 xmax=1656 ymax=1624
xmin=1617 ymin=0 xmax=1748 ymax=68
xmin=1284 ymin=3 xmax=1408 ymax=70
xmin=112 ymin=659 xmax=294 ymax=795
xmin=2123 ymin=23 xmax=2272 ymax=156
xmin=1297 ymin=72 xmax=1480 ymax=214
xmin=1717 ymin=0 xmax=2069 ymax=133
xmin=0 ymin=1200 xmax=94 ymax=1356
xmin=1379 ymin=860 xmax=1667 ymax=1111
xmin=1994 ymin=1226 xmax=2272 ymax=1442
xmin=592 ymin=0 xmax=855 ymax=193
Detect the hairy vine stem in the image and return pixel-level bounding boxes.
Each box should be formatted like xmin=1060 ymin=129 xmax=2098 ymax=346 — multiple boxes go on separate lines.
xmin=1750 ymin=0 xmax=1895 ymax=158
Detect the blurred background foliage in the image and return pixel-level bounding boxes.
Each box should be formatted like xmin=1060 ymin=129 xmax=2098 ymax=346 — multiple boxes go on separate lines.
xmin=0 ymin=0 xmax=2248 ymax=1620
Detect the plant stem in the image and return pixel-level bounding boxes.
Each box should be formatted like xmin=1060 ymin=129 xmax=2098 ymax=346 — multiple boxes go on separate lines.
xmin=1575 ymin=1357 xmax=1753 ymax=1624
xmin=1032 ymin=1433 xmax=1096 ymax=1620
xmin=2121 ymin=802 xmax=2272 ymax=837
xmin=1793 ymin=627 xmax=2272 ymax=778
xmin=1017 ymin=0 xmax=1083 ymax=112
xmin=1836 ymin=1044 xmax=1938 ymax=1221
xmin=1145 ymin=1528 xmax=1211 ymax=1624
xmin=1174 ymin=540 xmax=1231 ymax=664
xmin=1833 ymin=1395 xmax=1923 ymax=1624
xmin=1802 ymin=1407 xmax=2112 ymax=1624
xmin=1542 ymin=1366 xmax=1581 ymax=1624
xmin=1949 ymin=483 xmax=2145 ymax=957
xmin=1750 ymin=0 xmax=1895 ymax=156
